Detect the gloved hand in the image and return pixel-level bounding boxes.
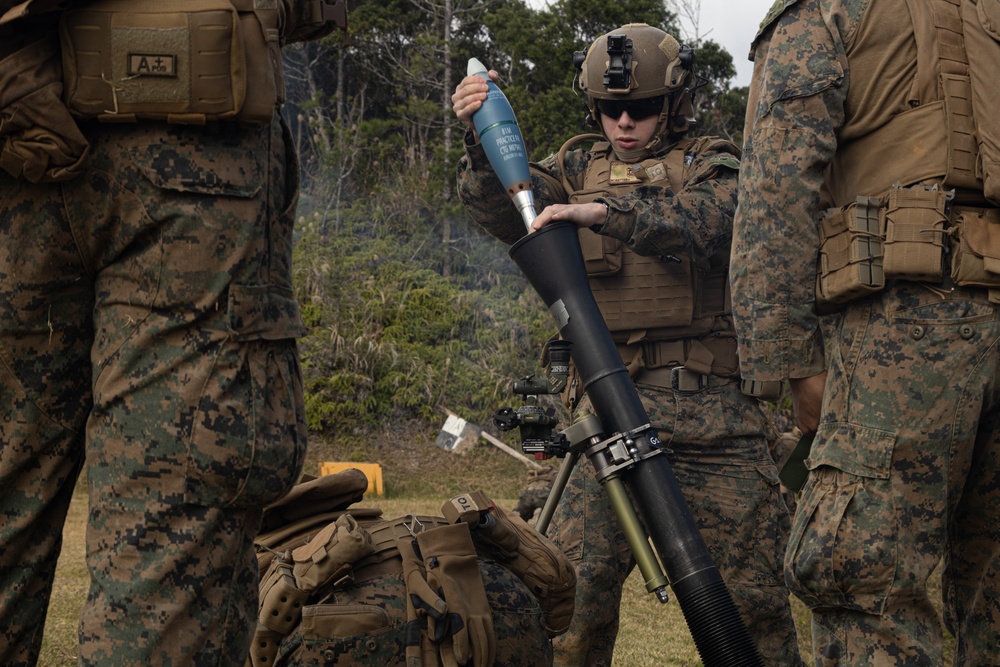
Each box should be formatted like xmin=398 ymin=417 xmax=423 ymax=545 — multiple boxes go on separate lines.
xmin=396 ymin=535 xmax=446 ymax=667
xmin=443 ymin=491 xmax=577 ymax=638
xmin=416 ymin=523 xmax=495 ymax=667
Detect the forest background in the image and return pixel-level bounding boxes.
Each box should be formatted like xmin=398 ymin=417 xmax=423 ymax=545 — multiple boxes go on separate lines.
xmin=286 ymin=0 xmax=754 ymax=490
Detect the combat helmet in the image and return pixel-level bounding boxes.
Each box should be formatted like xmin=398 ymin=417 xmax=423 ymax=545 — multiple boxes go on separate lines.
xmin=575 ymin=23 xmax=696 ymax=159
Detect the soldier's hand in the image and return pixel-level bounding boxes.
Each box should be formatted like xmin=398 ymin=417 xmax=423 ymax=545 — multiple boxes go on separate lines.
xmin=452 ymin=72 xmax=498 ymax=132
xmin=530 ymin=202 xmax=609 ymax=233
xmin=790 ymin=372 xmax=826 ymax=436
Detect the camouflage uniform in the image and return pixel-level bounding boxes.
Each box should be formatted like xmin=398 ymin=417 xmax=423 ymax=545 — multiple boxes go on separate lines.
xmin=736 ymin=0 xmax=1000 ymax=663
xmin=0 ymin=6 xmax=325 ymax=665
xmin=457 ymin=126 xmax=802 ymax=664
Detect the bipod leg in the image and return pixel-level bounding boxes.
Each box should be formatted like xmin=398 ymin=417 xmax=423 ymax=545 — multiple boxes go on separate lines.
xmin=534 ymin=412 xmax=606 ymax=535
xmin=534 ymin=451 xmax=579 ymax=536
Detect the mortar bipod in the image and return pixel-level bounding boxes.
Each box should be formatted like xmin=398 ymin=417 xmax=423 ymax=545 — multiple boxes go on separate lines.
xmin=534 ymin=411 xmax=671 ymax=604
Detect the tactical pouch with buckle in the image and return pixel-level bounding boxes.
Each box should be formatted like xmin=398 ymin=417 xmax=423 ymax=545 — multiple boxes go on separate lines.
xmin=59 ymin=0 xmax=282 ymax=125
xmin=626 ymin=334 xmax=739 ymax=387
xmin=670 ymin=366 xmax=706 ymax=393
xmin=740 ymin=378 xmax=784 ymax=402
xmin=817 ymin=195 xmax=885 ymax=307
xmin=950 ymin=205 xmax=1000 ymax=289
xmin=882 ymin=184 xmax=948 ymax=282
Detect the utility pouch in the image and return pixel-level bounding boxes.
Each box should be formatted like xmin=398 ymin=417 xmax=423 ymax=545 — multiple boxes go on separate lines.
xmin=579 ymin=229 xmax=623 ymax=276
xmin=59 ymin=0 xmax=280 ymax=125
xmin=882 ymin=184 xmax=948 ymax=282
xmin=964 ymin=0 xmax=1000 ymax=204
xmin=950 ymin=206 xmax=1000 ymax=288
xmin=229 ymin=0 xmax=283 ymax=123
xmin=817 ymin=196 xmax=885 ymax=307
xmin=59 ymin=0 xmax=245 ymax=122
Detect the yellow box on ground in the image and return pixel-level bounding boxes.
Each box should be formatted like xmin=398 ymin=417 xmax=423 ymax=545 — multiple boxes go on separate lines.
xmin=320 ymin=461 xmax=384 ymax=496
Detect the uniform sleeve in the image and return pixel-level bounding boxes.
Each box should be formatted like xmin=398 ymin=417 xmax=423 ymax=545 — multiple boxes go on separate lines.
xmin=731 ymin=0 xmax=849 ymax=382
xmin=456 ymin=129 xmax=573 ymax=246
xmin=596 ymin=140 xmax=740 ymax=261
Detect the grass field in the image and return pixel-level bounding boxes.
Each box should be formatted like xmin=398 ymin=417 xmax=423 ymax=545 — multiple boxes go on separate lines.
xmin=38 ymin=484 xmax=813 ymax=666
xmin=36 ymin=438 xmax=948 ymax=666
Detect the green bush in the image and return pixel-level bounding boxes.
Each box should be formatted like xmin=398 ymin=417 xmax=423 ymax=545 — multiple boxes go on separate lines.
xmin=293 ymin=196 xmax=554 ymax=446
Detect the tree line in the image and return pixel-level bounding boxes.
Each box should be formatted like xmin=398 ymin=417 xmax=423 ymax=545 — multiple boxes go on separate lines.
xmin=283 ymin=0 xmax=750 ymax=444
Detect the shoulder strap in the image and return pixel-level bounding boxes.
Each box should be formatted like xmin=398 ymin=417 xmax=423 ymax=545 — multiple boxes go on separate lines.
xmin=555 ymin=133 xmax=605 ymax=194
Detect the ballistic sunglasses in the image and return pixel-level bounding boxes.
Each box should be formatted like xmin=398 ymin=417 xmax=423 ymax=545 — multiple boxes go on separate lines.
xmin=596 ymin=95 xmax=665 ymax=121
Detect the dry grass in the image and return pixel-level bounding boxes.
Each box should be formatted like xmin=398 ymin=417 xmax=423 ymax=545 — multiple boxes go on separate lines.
xmin=39 ymin=482 xmax=795 ymax=667
xmin=40 ymin=486 xmax=88 ymax=667
xmin=613 ymin=568 xmax=814 ymax=666
xmin=39 ymin=437 xmax=952 ymax=666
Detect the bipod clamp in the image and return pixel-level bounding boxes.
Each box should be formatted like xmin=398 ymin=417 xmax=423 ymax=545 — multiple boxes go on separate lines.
xmin=533 ymin=412 xmax=671 ymax=604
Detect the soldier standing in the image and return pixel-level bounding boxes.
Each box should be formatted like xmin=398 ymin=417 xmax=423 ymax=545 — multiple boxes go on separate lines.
xmin=0 ymin=1 xmax=346 ymax=664
xmin=734 ymin=0 xmax=1000 ymax=663
xmin=453 ymin=23 xmax=803 ymax=666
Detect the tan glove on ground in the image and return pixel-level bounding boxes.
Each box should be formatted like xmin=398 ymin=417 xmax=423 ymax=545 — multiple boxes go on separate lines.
xmin=443 ymin=490 xmax=576 ymax=637
xmin=416 ymin=523 xmax=496 ymax=667
xmin=249 ymin=514 xmax=374 ymax=667
xmin=397 ymin=534 xmax=446 ymax=667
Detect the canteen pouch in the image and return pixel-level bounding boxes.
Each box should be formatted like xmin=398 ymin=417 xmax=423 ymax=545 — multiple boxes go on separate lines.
xmin=230 ymin=0 xmax=283 ymax=123
xmin=950 ymin=206 xmax=1000 ymax=288
xmin=964 ymin=0 xmax=1000 ymax=204
xmin=817 ymin=196 xmax=885 ymax=307
xmin=59 ymin=0 xmax=281 ymax=125
xmin=882 ymin=184 xmax=948 ymax=282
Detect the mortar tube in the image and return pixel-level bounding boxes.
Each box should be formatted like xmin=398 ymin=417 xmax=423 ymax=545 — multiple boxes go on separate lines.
xmin=509 ymin=221 xmax=764 ymax=667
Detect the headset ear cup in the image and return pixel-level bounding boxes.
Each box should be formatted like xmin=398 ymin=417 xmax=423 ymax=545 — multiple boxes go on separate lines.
xmin=585 ymin=99 xmax=600 ymax=130
xmin=668 ymin=88 xmax=695 ymax=135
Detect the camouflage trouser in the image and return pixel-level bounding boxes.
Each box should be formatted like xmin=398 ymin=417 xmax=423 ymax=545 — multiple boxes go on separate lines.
xmin=548 ymin=373 xmax=803 ymax=666
xmin=788 ymin=282 xmax=1000 ymax=666
xmin=0 ymin=116 xmax=308 ymax=666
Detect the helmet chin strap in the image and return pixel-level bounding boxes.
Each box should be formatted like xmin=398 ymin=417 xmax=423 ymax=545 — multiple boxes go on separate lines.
xmin=611 ymin=145 xmax=648 ymax=161
xmin=606 ymin=109 xmax=675 ymax=162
